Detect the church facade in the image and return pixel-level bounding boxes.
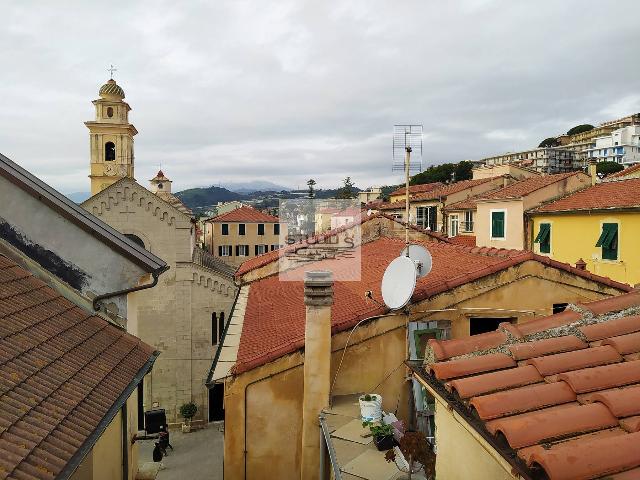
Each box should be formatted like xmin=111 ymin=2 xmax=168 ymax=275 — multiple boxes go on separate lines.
xmin=82 ymin=78 xmax=237 ymax=423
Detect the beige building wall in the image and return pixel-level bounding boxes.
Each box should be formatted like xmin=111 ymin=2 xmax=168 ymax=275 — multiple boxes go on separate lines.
xmin=475 ymin=173 xmax=590 ymax=249
xmin=84 ymin=180 xmax=236 ymax=422
xmin=206 ymin=220 xmax=283 ymax=268
xmin=223 ymin=260 xmax=623 ymax=479
xmin=69 ymin=393 xmax=142 ymax=480
xmin=472 ymin=164 xmax=539 ymax=180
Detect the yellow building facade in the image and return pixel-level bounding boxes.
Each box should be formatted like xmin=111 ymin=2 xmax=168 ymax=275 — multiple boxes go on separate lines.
xmin=531 ymin=211 xmax=640 ymax=286
xmin=85 ymin=78 xmax=137 ymax=195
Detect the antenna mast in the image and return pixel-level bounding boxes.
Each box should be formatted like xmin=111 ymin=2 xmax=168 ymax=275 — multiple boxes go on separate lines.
xmin=393 ymin=125 xmax=423 ymax=248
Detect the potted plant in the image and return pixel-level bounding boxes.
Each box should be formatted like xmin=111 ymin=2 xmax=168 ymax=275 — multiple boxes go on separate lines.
xmin=179 ymin=402 xmax=198 ymax=433
xmin=363 ymin=421 xmax=396 ymax=451
xmin=358 ymin=393 xmax=382 ymax=422
xmin=385 ymin=430 xmax=436 ymax=480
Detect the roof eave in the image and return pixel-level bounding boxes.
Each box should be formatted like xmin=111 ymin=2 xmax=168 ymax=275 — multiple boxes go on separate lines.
xmin=57 ymin=350 xmax=160 ymax=480
xmin=0 ymin=153 xmax=166 ymax=273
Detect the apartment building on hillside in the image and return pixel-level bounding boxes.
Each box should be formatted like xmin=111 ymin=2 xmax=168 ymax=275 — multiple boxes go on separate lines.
xmin=586 ymin=125 xmax=640 ymax=166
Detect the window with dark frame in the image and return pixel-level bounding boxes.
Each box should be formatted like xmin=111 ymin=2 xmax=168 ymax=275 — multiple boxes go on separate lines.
xmin=211 ymin=312 xmax=218 ymax=345
xmin=274 ymin=223 xmax=280 ymax=235
xmin=596 ymin=223 xmax=618 ymax=260
xmin=221 ymin=224 xmax=229 ymax=235
xmin=105 ymin=141 xmax=116 ymax=161
xmin=491 ymin=211 xmax=505 ymax=238
xmin=470 ymin=317 xmax=516 ymax=336
xmin=218 ymin=312 xmax=225 ymax=343
xmin=258 ymin=223 xmax=265 ymax=235
xmin=238 ymin=224 xmax=246 ymax=235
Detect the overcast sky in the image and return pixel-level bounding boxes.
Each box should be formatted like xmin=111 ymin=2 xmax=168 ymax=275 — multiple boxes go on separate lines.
xmin=1 ymin=0 xmax=639 ymax=193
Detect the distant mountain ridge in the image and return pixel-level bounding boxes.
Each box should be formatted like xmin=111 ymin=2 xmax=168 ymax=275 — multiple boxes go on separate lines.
xmin=175 ymin=186 xmax=243 ymax=209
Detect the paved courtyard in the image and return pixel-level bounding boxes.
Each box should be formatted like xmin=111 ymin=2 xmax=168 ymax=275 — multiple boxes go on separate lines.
xmin=138 ymin=423 xmax=224 ymax=480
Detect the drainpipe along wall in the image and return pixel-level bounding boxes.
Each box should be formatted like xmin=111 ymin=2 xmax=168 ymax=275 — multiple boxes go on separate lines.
xmin=300 ymin=271 xmax=334 ymax=480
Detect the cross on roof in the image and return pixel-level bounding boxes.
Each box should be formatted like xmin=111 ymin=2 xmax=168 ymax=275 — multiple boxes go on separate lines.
xmin=108 ymin=64 xmax=117 ymax=79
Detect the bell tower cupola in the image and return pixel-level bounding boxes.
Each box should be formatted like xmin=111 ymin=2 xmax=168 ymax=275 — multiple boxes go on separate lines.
xmin=85 ymin=73 xmax=138 ymax=195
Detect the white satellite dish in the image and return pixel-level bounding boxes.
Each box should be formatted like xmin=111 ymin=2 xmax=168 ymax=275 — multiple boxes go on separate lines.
xmin=381 ymin=256 xmax=417 ymax=310
xmin=401 ymin=244 xmax=433 ymax=279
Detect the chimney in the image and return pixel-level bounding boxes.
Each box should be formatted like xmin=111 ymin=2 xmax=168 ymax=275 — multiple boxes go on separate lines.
xmin=588 ymin=160 xmax=597 ymax=186
xmin=575 ymin=258 xmax=587 ymax=271
xmin=301 ymin=271 xmax=333 ymax=480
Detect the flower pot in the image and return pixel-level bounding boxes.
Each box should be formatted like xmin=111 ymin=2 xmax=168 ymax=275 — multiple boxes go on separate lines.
xmin=359 ymin=394 xmax=382 ymax=422
xmin=181 ymin=423 xmax=191 ymax=433
xmin=374 ymin=434 xmax=395 ymax=451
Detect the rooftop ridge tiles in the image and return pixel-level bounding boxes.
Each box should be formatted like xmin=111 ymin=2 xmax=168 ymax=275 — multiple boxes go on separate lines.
xmin=426 ymin=302 xmax=640 ymax=368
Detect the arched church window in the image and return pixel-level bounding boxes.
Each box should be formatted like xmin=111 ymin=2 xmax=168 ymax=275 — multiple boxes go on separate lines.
xmin=105 ymin=142 xmax=116 ymax=161
xmin=124 ymin=234 xmax=145 ymax=249
xmin=106 ymin=107 xmax=114 ymax=118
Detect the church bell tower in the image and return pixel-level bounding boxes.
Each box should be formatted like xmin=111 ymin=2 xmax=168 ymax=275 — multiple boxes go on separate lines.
xmin=85 ymin=76 xmax=137 ymax=195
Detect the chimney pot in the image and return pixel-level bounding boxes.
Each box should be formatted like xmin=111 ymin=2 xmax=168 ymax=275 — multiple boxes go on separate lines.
xmin=575 ymin=258 xmax=587 ymax=270
xmin=304 ymin=270 xmax=334 ymax=306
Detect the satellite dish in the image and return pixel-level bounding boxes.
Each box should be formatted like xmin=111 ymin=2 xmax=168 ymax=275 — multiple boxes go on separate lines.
xmin=401 ymin=244 xmax=433 ymax=279
xmin=381 ymin=256 xmax=417 ymax=310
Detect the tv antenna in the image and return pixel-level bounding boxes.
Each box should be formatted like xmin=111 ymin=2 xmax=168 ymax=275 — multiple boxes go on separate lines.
xmin=392 ymin=125 xmax=423 ymax=246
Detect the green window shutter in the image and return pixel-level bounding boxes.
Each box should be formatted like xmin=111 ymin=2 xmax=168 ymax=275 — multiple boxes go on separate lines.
xmin=599 ymin=223 xmax=618 ymax=260
xmin=535 ymin=224 xmax=551 ymax=253
xmin=491 ymin=211 xmax=505 ymax=238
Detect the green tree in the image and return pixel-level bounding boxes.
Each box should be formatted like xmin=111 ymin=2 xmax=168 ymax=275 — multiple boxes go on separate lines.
xmin=410 ymin=161 xmax=472 ymax=185
xmin=336 ymin=177 xmax=355 ymax=199
xmin=596 ymin=161 xmax=624 ymax=176
xmin=307 ymin=178 xmax=316 ymax=198
xmin=567 ymin=124 xmax=594 ymax=136
xmin=538 ymin=137 xmax=560 ymax=148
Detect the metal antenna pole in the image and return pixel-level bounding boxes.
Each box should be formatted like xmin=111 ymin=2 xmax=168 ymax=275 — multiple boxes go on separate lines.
xmin=405 ymin=145 xmax=412 ymax=249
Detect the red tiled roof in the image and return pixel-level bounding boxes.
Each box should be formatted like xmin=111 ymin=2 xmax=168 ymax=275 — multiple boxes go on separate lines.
xmin=389 ymin=182 xmax=444 ymax=196
xmin=232 ymin=237 xmax=631 ymax=374
xmin=610 ymin=163 xmax=640 ymax=178
xmin=419 ymin=289 xmax=640 ymax=480
xmin=535 ymin=178 xmax=640 ymax=213
xmin=208 ymin=205 xmax=279 ymax=223
xmin=477 ymin=172 xmax=580 ymax=201
xmin=234 ymin=214 xmax=448 ymax=277
xmin=0 ymin=255 xmax=157 ymax=480
xmin=448 ymin=235 xmax=476 ymax=247
xmin=411 ymin=177 xmax=498 ymax=201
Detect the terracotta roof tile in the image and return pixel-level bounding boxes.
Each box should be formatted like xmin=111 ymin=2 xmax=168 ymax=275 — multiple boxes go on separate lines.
xmin=389 ymin=182 xmax=443 ymax=196
xmin=620 ymin=416 xmax=640 ymax=433
xmin=447 ymin=235 xmax=476 ymax=247
xmin=470 ymin=381 xmax=576 ymax=421
xmin=508 ymin=335 xmax=587 ymax=361
xmin=428 ymin=353 xmax=515 ymax=380
xmin=530 ymin=431 xmax=640 ymax=479
xmin=525 ymin=345 xmax=622 ymax=376
xmin=428 ymin=330 xmax=507 ymax=362
xmin=0 ymin=255 xmax=157 ymax=480
xmin=535 ymin=178 xmax=640 ymax=212
xmin=478 ymin=172 xmax=580 ymax=201
xmin=587 ymin=385 xmax=640 ymax=418
xmin=411 ymin=177 xmax=498 ymax=201
xmin=416 ymin=290 xmax=640 ymax=479
xmin=486 ymin=402 xmax=617 ymax=449
xmin=579 ymin=315 xmax=640 ymax=341
xmin=557 ymin=360 xmax=640 ymax=393
xmin=610 ymin=163 xmax=640 ymax=178
xmin=447 ymin=365 xmax=542 ymax=399
xmin=602 ymin=332 xmax=640 ymax=355
xmin=208 ymin=205 xmax=279 ymax=223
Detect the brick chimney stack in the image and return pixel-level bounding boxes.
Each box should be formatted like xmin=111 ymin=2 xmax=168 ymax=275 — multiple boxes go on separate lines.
xmin=301 ymin=270 xmax=334 ymax=480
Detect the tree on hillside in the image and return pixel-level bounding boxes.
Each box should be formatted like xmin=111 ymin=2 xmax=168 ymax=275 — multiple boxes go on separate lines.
xmin=336 ymin=177 xmax=355 ymax=199
xmin=596 ymin=161 xmax=624 ymax=176
xmin=410 ymin=161 xmax=472 ymax=185
xmin=567 ymin=124 xmax=594 ymax=136
xmin=307 ymin=179 xmax=316 ymax=198
xmin=539 ymin=137 xmax=560 ymax=148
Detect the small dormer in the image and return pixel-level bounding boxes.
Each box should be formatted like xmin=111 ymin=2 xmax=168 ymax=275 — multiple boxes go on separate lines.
xmin=150 ymin=170 xmax=172 ymax=193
